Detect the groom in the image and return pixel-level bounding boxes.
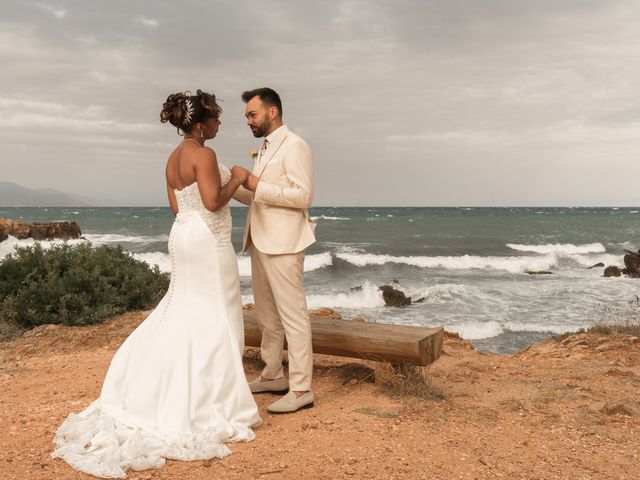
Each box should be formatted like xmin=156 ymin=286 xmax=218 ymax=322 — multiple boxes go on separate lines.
xmin=234 ymin=87 xmax=316 ymax=413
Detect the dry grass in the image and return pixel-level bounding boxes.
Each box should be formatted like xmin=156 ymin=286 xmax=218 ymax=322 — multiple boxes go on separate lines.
xmin=375 ymin=362 xmax=445 ymax=401
xmin=337 ymin=363 xmax=376 ymax=384
xmin=0 ymin=316 xmax=25 ymax=343
xmin=353 ymin=406 xmax=401 ymax=419
xmin=588 ymin=295 xmax=640 ymax=336
xmin=242 ymin=347 xmax=266 ymax=370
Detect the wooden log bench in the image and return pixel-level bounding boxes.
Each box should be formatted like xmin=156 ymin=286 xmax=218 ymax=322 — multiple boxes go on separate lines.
xmin=243 ymin=312 xmax=443 ymax=366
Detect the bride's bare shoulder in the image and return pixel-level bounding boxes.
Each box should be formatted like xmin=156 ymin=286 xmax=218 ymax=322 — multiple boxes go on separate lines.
xmin=184 ymin=145 xmax=216 ymax=159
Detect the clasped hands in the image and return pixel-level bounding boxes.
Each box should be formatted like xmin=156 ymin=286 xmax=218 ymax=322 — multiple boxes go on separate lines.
xmin=231 ymin=166 xmax=259 ymax=192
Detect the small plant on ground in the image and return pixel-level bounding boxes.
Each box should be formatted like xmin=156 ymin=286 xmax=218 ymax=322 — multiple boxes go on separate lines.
xmin=587 ymin=295 xmax=640 ymax=336
xmin=376 ymin=362 xmax=445 ymax=400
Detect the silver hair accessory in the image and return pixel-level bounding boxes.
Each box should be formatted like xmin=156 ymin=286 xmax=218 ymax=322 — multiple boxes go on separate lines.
xmin=183 ymin=98 xmax=194 ymax=126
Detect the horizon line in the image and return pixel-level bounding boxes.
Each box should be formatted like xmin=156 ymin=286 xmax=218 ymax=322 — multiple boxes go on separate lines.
xmin=2 ymin=205 xmax=640 ymax=209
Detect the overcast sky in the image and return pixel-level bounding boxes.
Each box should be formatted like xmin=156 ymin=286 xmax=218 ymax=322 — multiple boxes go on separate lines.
xmin=2 ymin=0 xmax=640 ymax=206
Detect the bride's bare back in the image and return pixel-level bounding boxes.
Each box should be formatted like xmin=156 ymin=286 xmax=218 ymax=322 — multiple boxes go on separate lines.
xmin=165 ymin=141 xmax=226 ymax=214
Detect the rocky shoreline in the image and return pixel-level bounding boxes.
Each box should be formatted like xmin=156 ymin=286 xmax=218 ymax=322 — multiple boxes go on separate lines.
xmin=604 ymin=248 xmax=640 ymax=278
xmin=0 ymin=219 xmax=81 ymax=242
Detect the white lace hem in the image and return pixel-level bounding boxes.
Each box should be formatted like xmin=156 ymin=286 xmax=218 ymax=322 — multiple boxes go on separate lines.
xmin=52 ymin=402 xmax=256 ymax=479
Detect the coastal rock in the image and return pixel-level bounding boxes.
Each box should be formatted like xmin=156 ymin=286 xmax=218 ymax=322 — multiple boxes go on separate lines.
xmin=378 ymin=285 xmax=411 ymax=307
xmin=623 ymin=252 xmax=640 ymax=275
xmin=311 ymin=308 xmax=343 ymax=320
xmin=603 ymin=266 xmax=622 ymax=277
xmin=1 ymin=219 xmax=30 ymax=239
xmin=599 ymin=248 xmax=640 ymax=279
xmin=623 ymin=268 xmax=640 ymax=279
xmin=443 ymin=330 xmax=476 ymax=350
xmin=587 ymin=262 xmax=605 ymax=269
xmin=525 ymin=270 xmax=553 ymax=275
xmin=31 ymin=221 xmax=82 ymax=240
xmin=0 ymin=219 xmax=81 ymax=241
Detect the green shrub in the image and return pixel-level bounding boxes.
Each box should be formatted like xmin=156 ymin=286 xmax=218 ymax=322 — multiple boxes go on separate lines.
xmin=0 ymin=242 xmax=169 ymax=328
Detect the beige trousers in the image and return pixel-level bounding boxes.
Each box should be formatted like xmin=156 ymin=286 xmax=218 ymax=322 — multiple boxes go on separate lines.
xmin=250 ymin=246 xmax=313 ymax=392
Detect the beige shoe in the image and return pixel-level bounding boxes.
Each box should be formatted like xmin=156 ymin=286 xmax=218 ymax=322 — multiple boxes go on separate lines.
xmin=249 ymin=376 xmax=289 ymax=394
xmin=267 ymin=390 xmax=315 ymax=414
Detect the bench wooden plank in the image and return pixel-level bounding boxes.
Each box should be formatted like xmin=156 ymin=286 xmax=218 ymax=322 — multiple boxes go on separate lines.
xmin=243 ymin=312 xmax=443 ymax=366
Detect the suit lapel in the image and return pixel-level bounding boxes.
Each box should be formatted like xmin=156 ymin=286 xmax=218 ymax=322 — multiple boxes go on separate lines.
xmin=254 ymin=126 xmax=289 ymax=179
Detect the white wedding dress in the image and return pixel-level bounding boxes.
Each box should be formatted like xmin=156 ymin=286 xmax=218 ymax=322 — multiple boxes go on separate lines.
xmin=52 ymin=164 xmax=261 ymax=479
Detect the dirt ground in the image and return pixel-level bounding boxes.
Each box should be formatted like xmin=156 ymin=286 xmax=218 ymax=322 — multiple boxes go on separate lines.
xmin=0 ymin=310 xmax=639 ymax=480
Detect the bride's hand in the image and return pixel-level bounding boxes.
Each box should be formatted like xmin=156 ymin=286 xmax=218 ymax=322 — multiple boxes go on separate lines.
xmin=231 ymin=165 xmax=249 ymax=184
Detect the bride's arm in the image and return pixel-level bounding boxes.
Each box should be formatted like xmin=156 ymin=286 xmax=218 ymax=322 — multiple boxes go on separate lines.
xmin=233 ymin=184 xmax=254 ymax=206
xmin=195 ymin=148 xmax=246 ymax=212
xmin=166 ymin=184 xmax=179 ymax=215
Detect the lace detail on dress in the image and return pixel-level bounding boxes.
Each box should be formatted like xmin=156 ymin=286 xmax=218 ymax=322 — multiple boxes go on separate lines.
xmin=174 ymin=164 xmax=232 ymax=245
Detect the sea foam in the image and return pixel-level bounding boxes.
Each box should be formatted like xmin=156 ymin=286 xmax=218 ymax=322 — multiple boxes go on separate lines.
xmin=506 ymin=242 xmax=605 ymax=255
xmin=84 ymin=233 xmax=169 ymax=245
xmin=335 ymin=252 xmax=558 ymax=274
xmin=242 ymin=281 xmax=385 ymax=310
xmin=0 ymin=236 xmax=87 ymax=260
xmin=136 ymin=251 xmax=333 ymax=276
xmin=310 ymin=215 xmax=350 ymax=221
xmin=133 ymin=252 xmax=173 ymax=273
xmin=445 ymin=321 xmax=504 ymax=340
xmin=567 ymin=253 xmax=623 ymax=268
xmin=446 ymin=320 xmax=583 ymax=340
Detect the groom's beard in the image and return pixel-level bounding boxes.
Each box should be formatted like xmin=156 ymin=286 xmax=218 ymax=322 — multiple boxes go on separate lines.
xmin=250 ymin=119 xmax=270 ymax=138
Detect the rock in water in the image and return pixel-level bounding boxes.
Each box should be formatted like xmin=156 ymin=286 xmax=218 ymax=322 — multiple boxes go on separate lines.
xmin=603 ymin=266 xmax=622 ymax=277
xmin=601 ymin=248 xmax=640 ymax=279
xmin=587 ymin=262 xmax=605 ymax=269
xmin=379 ymin=285 xmax=411 ymax=307
xmin=623 ymin=253 xmax=640 ymax=275
xmin=0 ymin=219 xmax=30 ymax=239
xmin=0 ymin=219 xmax=82 ymax=241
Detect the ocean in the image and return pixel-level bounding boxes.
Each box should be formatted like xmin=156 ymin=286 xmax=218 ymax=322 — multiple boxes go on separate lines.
xmin=1 ymin=206 xmax=639 ymax=354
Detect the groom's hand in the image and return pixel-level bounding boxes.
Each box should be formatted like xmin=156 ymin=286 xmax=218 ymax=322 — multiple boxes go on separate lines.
xmin=244 ymin=173 xmax=260 ymax=192
xmin=231 ymin=165 xmax=249 ymax=184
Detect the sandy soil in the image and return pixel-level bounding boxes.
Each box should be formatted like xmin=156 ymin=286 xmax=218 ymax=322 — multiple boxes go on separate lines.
xmin=0 ymin=310 xmax=639 ymax=480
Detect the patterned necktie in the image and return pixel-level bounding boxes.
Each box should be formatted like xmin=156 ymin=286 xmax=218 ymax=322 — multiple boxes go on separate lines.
xmin=260 ymin=138 xmax=268 ymax=157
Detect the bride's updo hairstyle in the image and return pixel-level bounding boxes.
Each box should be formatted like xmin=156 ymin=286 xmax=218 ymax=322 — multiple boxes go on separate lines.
xmin=160 ymin=89 xmax=222 ymax=134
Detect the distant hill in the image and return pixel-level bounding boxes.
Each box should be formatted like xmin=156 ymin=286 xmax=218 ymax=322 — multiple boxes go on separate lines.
xmin=0 ymin=181 xmax=91 ymax=207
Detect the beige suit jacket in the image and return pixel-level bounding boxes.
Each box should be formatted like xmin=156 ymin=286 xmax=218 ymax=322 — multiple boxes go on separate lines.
xmin=234 ymin=126 xmax=316 ymax=254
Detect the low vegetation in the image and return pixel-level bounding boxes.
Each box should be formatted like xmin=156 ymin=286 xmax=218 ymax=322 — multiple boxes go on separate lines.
xmin=587 ymin=296 xmax=640 ymax=336
xmin=0 ymin=242 xmax=169 ymax=329
xmin=376 ymin=362 xmax=445 ymax=401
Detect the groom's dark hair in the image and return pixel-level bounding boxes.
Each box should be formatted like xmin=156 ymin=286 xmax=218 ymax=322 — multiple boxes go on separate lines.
xmin=241 ymin=87 xmax=283 ymax=118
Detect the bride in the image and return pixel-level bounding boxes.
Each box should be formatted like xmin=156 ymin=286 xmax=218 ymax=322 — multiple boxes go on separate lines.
xmin=52 ymin=90 xmax=262 ymax=478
